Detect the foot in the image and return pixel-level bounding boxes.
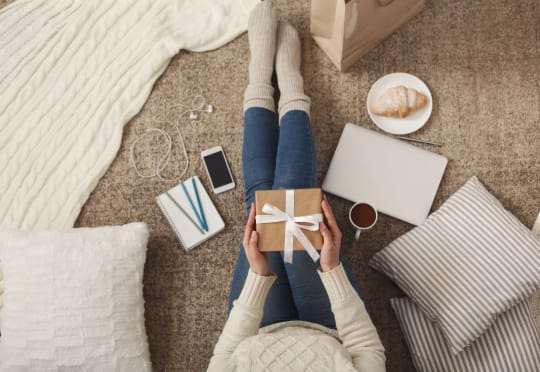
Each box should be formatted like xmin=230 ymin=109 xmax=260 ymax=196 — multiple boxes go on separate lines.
xmin=244 ymin=0 xmax=278 ymax=112
xmin=275 ymin=21 xmax=310 ymax=118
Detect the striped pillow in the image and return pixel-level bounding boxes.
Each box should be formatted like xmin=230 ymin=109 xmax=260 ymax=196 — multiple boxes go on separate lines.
xmin=391 ymin=297 xmax=540 ymax=372
xmin=370 ymin=177 xmax=540 ymax=353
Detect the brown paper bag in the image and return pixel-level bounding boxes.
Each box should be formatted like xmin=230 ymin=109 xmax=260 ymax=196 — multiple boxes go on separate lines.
xmin=311 ymin=0 xmax=425 ymax=71
xmin=255 ymin=188 xmax=323 ymax=252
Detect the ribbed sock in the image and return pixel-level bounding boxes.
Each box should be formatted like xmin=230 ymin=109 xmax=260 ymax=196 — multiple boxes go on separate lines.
xmin=275 ymin=21 xmax=310 ymax=120
xmin=243 ymin=0 xmax=277 ymax=112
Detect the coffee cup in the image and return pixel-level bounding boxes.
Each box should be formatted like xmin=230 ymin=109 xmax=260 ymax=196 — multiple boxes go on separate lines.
xmin=349 ymin=202 xmax=378 ymax=240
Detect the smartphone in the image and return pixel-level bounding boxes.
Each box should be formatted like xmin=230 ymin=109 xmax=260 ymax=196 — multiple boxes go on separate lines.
xmin=201 ymin=146 xmax=235 ymax=194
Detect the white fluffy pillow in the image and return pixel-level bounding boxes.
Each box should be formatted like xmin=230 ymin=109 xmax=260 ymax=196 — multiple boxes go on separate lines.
xmin=0 ymin=223 xmax=152 ymax=371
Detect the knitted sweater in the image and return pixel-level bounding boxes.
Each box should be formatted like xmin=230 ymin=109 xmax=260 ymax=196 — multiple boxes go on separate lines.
xmin=0 ymin=0 xmax=257 ymax=230
xmin=208 ymin=264 xmax=386 ymax=371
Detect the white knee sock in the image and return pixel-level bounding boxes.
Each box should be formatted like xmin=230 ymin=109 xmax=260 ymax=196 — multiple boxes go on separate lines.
xmin=275 ymin=21 xmax=310 ymax=120
xmin=243 ymin=0 xmax=277 ymax=113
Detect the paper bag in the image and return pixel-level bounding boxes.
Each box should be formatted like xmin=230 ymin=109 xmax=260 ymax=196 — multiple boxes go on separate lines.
xmin=255 ymin=188 xmax=323 ymax=252
xmin=311 ymin=0 xmax=425 ymax=71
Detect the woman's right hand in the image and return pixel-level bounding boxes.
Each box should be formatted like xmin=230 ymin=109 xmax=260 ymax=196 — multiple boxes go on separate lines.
xmin=243 ymin=203 xmax=270 ymax=276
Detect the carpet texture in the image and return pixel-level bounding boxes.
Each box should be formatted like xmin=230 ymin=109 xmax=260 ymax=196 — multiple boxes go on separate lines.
xmin=3 ymin=0 xmax=539 ymax=371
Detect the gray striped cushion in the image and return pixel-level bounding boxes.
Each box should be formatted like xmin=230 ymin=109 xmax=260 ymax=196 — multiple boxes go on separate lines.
xmin=370 ymin=177 xmax=540 ymax=353
xmin=391 ymin=297 xmax=540 ymax=372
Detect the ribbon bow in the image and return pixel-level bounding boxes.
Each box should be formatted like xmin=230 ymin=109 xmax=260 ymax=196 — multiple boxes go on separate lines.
xmin=256 ymin=190 xmax=322 ymax=264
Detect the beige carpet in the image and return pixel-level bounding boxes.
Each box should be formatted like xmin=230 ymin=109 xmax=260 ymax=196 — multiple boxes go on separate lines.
xmin=2 ymin=0 xmax=539 ymax=371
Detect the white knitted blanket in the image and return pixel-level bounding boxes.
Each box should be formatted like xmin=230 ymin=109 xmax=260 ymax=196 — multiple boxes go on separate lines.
xmin=0 ymin=0 xmax=256 ymax=230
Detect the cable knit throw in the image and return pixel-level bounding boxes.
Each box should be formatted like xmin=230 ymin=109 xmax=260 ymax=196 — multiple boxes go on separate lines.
xmin=0 ymin=0 xmax=257 ymax=230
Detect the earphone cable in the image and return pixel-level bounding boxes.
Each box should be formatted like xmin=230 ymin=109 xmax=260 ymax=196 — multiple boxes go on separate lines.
xmin=130 ymin=93 xmax=211 ymax=182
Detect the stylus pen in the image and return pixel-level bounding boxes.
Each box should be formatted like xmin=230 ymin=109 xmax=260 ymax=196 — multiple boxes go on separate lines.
xmin=192 ymin=178 xmax=208 ymax=231
xmin=397 ymin=136 xmax=443 ymax=147
xmin=180 ymin=182 xmax=207 ymax=232
xmin=165 ymin=192 xmax=205 ymax=235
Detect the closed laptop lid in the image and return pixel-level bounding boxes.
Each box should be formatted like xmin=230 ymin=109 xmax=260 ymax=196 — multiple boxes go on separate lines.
xmin=322 ymin=123 xmax=447 ymax=226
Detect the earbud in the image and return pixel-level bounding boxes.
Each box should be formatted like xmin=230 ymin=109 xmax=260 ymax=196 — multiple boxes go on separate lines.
xmin=188 ymin=105 xmax=213 ymax=119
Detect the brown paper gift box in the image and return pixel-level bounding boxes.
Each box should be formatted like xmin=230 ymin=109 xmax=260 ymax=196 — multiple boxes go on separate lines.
xmin=311 ymin=0 xmax=425 ymax=71
xmin=255 ymin=188 xmax=323 ymax=252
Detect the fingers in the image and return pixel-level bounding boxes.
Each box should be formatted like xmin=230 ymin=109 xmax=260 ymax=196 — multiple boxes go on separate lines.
xmin=246 ymin=230 xmax=263 ymax=262
xmin=245 ymin=231 xmax=257 ymax=256
xmin=249 ymin=230 xmax=258 ymax=249
xmin=319 ymin=221 xmax=333 ymax=245
xmin=321 ymin=195 xmax=336 ymax=223
xmin=321 ymin=197 xmax=342 ymax=239
xmin=243 ymin=203 xmax=256 ymax=247
xmin=247 ymin=230 xmax=270 ymax=276
xmin=245 ymin=231 xmax=259 ymax=257
xmin=247 ymin=202 xmax=256 ymax=227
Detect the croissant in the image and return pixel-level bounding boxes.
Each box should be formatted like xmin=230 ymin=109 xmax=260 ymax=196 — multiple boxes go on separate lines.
xmin=372 ymin=86 xmax=428 ymax=118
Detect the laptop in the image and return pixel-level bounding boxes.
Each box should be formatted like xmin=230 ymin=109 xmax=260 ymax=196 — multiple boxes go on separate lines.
xmin=322 ymin=124 xmax=447 ymax=226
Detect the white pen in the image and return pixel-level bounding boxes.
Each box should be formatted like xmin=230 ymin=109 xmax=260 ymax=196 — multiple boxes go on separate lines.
xmin=397 ymin=136 xmax=443 ymax=147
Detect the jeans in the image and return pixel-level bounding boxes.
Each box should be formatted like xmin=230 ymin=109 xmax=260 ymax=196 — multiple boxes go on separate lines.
xmin=228 ymin=107 xmax=365 ymax=329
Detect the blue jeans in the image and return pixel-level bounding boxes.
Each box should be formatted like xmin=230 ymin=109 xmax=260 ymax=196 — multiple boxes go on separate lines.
xmin=228 ymin=107 xmax=365 ymax=329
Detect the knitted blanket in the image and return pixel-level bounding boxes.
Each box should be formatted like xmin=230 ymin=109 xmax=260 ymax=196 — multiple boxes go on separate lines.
xmin=0 ymin=0 xmax=256 ymax=230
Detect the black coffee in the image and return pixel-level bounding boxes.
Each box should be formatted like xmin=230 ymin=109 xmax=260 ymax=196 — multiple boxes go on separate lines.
xmin=351 ymin=203 xmax=376 ymax=228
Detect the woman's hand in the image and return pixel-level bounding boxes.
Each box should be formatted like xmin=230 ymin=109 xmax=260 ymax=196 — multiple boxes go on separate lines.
xmin=319 ymin=195 xmax=342 ymax=272
xmin=243 ymin=203 xmax=270 ymax=276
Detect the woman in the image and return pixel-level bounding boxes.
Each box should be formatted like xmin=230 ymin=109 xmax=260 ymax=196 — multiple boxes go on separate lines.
xmin=208 ymin=1 xmax=386 ymax=371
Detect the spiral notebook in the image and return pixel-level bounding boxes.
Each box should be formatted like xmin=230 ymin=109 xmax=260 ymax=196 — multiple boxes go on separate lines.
xmin=156 ymin=176 xmax=225 ymax=251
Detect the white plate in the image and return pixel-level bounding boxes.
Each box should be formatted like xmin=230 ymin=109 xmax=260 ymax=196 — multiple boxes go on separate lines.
xmin=367 ymin=73 xmax=433 ymax=135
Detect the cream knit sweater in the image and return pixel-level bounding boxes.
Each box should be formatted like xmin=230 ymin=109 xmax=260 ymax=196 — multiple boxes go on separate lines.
xmin=208 ymin=264 xmax=386 ymax=372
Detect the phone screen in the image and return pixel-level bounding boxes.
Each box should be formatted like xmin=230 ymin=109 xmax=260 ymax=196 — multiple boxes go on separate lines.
xmin=203 ymin=151 xmax=233 ymax=189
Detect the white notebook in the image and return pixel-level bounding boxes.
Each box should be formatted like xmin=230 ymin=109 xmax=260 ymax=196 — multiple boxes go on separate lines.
xmin=156 ymin=176 xmax=225 ymax=251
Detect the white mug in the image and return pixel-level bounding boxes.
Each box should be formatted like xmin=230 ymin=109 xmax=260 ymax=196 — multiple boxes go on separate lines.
xmin=348 ymin=202 xmax=378 ymax=240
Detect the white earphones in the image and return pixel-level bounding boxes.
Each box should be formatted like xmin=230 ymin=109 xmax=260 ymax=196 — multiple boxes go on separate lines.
xmin=130 ymin=91 xmax=214 ymax=182
xmin=189 ymin=105 xmax=213 ymax=120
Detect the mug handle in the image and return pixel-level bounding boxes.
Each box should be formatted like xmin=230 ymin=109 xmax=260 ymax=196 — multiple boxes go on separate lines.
xmin=355 ymin=229 xmax=362 ymax=241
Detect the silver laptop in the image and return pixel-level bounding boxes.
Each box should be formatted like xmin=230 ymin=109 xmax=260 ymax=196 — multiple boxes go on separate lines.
xmin=322 ymin=124 xmax=447 ymax=226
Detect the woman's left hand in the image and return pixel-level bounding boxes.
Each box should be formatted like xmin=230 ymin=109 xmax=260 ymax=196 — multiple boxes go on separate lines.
xmin=319 ymin=195 xmax=342 ymax=272
xmin=243 ymin=203 xmax=270 ymax=276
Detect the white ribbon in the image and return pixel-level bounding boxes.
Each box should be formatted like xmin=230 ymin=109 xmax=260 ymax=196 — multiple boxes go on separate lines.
xmin=256 ymin=190 xmax=322 ymax=264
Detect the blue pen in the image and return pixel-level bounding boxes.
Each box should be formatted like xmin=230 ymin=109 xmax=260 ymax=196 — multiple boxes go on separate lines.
xmin=180 ymin=182 xmax=207 ymax=232
xmin=192 ymin=177 xmax=208 ymax=231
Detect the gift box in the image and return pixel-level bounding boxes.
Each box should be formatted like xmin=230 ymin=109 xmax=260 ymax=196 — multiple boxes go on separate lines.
xmin=255 ymin=188 xmax=323 ymax=263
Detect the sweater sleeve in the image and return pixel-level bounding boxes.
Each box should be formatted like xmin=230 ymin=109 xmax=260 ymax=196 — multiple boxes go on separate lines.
xmin=318 ymin=264 xmax=386 ymax=372
xmin=207 ymin=269 xmax=276 ymax=372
